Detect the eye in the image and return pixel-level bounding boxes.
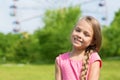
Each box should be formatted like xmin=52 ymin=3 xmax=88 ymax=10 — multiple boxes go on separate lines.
xmin=75 ymin=27 xmax=81 ymax=32
xmin=84 ymin=32 xmax=90 ymax=37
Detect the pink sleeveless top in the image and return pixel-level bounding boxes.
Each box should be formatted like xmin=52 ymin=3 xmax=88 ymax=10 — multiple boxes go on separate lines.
xmin=56 ymin=52 xmax=102 ymax=80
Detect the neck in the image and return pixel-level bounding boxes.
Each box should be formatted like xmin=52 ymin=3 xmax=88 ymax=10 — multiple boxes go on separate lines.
xmin=70 ymin=47 xmax=85 ymax=56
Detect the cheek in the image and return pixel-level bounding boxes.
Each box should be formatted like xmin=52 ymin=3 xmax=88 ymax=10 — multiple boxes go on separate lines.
xmin=70 ymin=32 xmax=74 ymax=41
xmin=85 ymin=38 xmax=93 ymax=46
xmin=70 ymin=35 xmax=74 ymax=44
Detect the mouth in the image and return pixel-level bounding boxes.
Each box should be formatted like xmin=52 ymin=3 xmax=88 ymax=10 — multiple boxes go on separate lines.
xmin=73 ymin=36 xmax=83 ymax=46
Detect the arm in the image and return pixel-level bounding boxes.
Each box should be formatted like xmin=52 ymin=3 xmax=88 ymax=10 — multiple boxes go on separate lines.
xmin=88 ymin=61 xmax=101 ymax=80
xmin=55 ymin=60 xmax=62 ymax=80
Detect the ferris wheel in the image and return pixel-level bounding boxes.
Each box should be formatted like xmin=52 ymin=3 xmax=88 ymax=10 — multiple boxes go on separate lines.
xmin=9 ymin=0 xmax=46 ymax=33
xmin=9 ymin=0 xmax=108 ymax=33
xmin=80 ymin=0 xmax=108 ymax=25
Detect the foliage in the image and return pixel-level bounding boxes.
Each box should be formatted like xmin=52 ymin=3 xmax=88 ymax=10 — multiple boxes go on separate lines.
xmin=0 ymin=33 xmax=21 ymax=63
xmin=35 ymin=6 xmax=81 ymax=63
xmin=0 ymin=6 xmax=120 ymax=64
xmin=9 ymin=34 xmax=40 ymax=64
xmin=100 ymin=9 xmax=120 ymax=57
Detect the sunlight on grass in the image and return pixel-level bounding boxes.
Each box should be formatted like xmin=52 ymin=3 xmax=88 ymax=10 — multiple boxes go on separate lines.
xmin=100 ymin=59 xmax=120 ymax=80
xmin=0 ymin=59 xmax=120 ymax=80
xmin=0 ymin=64 xmax=54 ymax=80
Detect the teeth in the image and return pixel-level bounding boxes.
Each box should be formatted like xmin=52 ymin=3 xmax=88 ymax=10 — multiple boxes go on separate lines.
xmin=74 ymin=36 xmax=83 ymax=46
xmin=74 ymin=36 xmax=78 ymax=40
xmin=74 ymin=36 xmax=80 ymax=41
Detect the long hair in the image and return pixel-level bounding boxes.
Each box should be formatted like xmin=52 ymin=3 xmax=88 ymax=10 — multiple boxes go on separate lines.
xmin=78 ymin=16 xmax=102 ymax=80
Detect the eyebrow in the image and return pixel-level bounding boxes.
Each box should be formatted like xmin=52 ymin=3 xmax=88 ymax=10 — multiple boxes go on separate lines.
xmin=75 ymin=26 xmax=81 ymax=29
xmin=76 ymin=26 xmax=92 ymax=35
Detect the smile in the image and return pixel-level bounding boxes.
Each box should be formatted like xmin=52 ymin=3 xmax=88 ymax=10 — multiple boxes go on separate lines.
xmin=74 ymin=36 xmax=83 ymax=45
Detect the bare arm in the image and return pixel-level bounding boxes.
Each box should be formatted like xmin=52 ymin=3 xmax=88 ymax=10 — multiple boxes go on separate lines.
xmin=88 ymin=61 xmax=101 ymax=80
xmin=55 ymin=60 xmax=62 ymax=80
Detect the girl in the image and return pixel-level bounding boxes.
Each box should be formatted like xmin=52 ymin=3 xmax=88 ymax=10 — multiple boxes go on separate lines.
xmin=55 ymin=16 xmax=102 ymax=80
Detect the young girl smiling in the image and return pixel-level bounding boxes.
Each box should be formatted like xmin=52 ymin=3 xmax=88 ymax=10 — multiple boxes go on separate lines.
xmin=55 ymin=16 xmax=102 ymax=80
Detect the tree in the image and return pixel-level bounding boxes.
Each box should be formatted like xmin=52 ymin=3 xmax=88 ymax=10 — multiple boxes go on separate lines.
xmin=101 ymin=9 xmax=120 ymax=57
xmin=35 ymin=6 xmax=81 ymax=63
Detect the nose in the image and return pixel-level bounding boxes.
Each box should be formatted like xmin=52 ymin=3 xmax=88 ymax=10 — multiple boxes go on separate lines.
xmin=77 ymin=32 xmax=83 ymax=39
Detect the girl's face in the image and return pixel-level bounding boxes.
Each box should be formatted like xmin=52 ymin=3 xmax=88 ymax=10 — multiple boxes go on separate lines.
xmin=71 ymin=19 xmax=94 ymax=50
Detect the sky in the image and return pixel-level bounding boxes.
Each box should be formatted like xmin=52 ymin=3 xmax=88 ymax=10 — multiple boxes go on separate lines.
xmin=0 ymin=0 xmax=120 ymax=34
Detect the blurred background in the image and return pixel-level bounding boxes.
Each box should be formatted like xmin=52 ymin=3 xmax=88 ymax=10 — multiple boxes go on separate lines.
xmin=0 ymin=0 xmax=120 ymax=80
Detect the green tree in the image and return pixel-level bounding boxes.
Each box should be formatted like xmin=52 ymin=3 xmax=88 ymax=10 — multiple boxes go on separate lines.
xmin=0 ymin=33 xmax=6 ymax=62
xmin=0 ymin=32 xmax=20 ymax=63
xmin=35 ymin=6 xmax=81 ymax=63
xmin=101 ymin=9 xmax=120 ymax=57
xmin=11 ymin=33 xmax=40 ymax=63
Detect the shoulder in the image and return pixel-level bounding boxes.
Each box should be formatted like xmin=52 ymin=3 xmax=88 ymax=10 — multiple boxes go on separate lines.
xmin=89 ymin=52 xmax=102 ymax=68
xmin=56 ymin=52 xmax=69 ymax=61
xmin=55 ymin=52 xmax=69 ymax=66
xmin=90 ymin=52 xmax=101 ymax=59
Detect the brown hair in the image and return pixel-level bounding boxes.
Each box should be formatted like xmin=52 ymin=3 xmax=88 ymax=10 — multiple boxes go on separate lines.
xmin=78 ymin=16 xmax=102 ymax=80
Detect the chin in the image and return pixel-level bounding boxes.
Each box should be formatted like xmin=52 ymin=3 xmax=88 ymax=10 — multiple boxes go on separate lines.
xmin=72 ymin=43 xmax=81 ymax=48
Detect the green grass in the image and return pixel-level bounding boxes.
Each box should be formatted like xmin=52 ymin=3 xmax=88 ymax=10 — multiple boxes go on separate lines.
xmin=0 ymin=64 xmax=54 ymax=80
xmin=0 ymin=59 xmax=120 ymax=80
xmin=100 ymin=59 xmax=120 ymax=80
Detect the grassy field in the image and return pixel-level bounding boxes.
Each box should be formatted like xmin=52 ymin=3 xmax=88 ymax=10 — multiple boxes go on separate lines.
xmin=100 ymin=59 xmax=120 ymax=80
xmin=0 ymin=59 xmax=120 ymax=80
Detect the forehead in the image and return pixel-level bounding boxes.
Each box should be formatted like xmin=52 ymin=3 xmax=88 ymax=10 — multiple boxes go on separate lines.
xmin=76 ymin=19 xmax=93 ymax=33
